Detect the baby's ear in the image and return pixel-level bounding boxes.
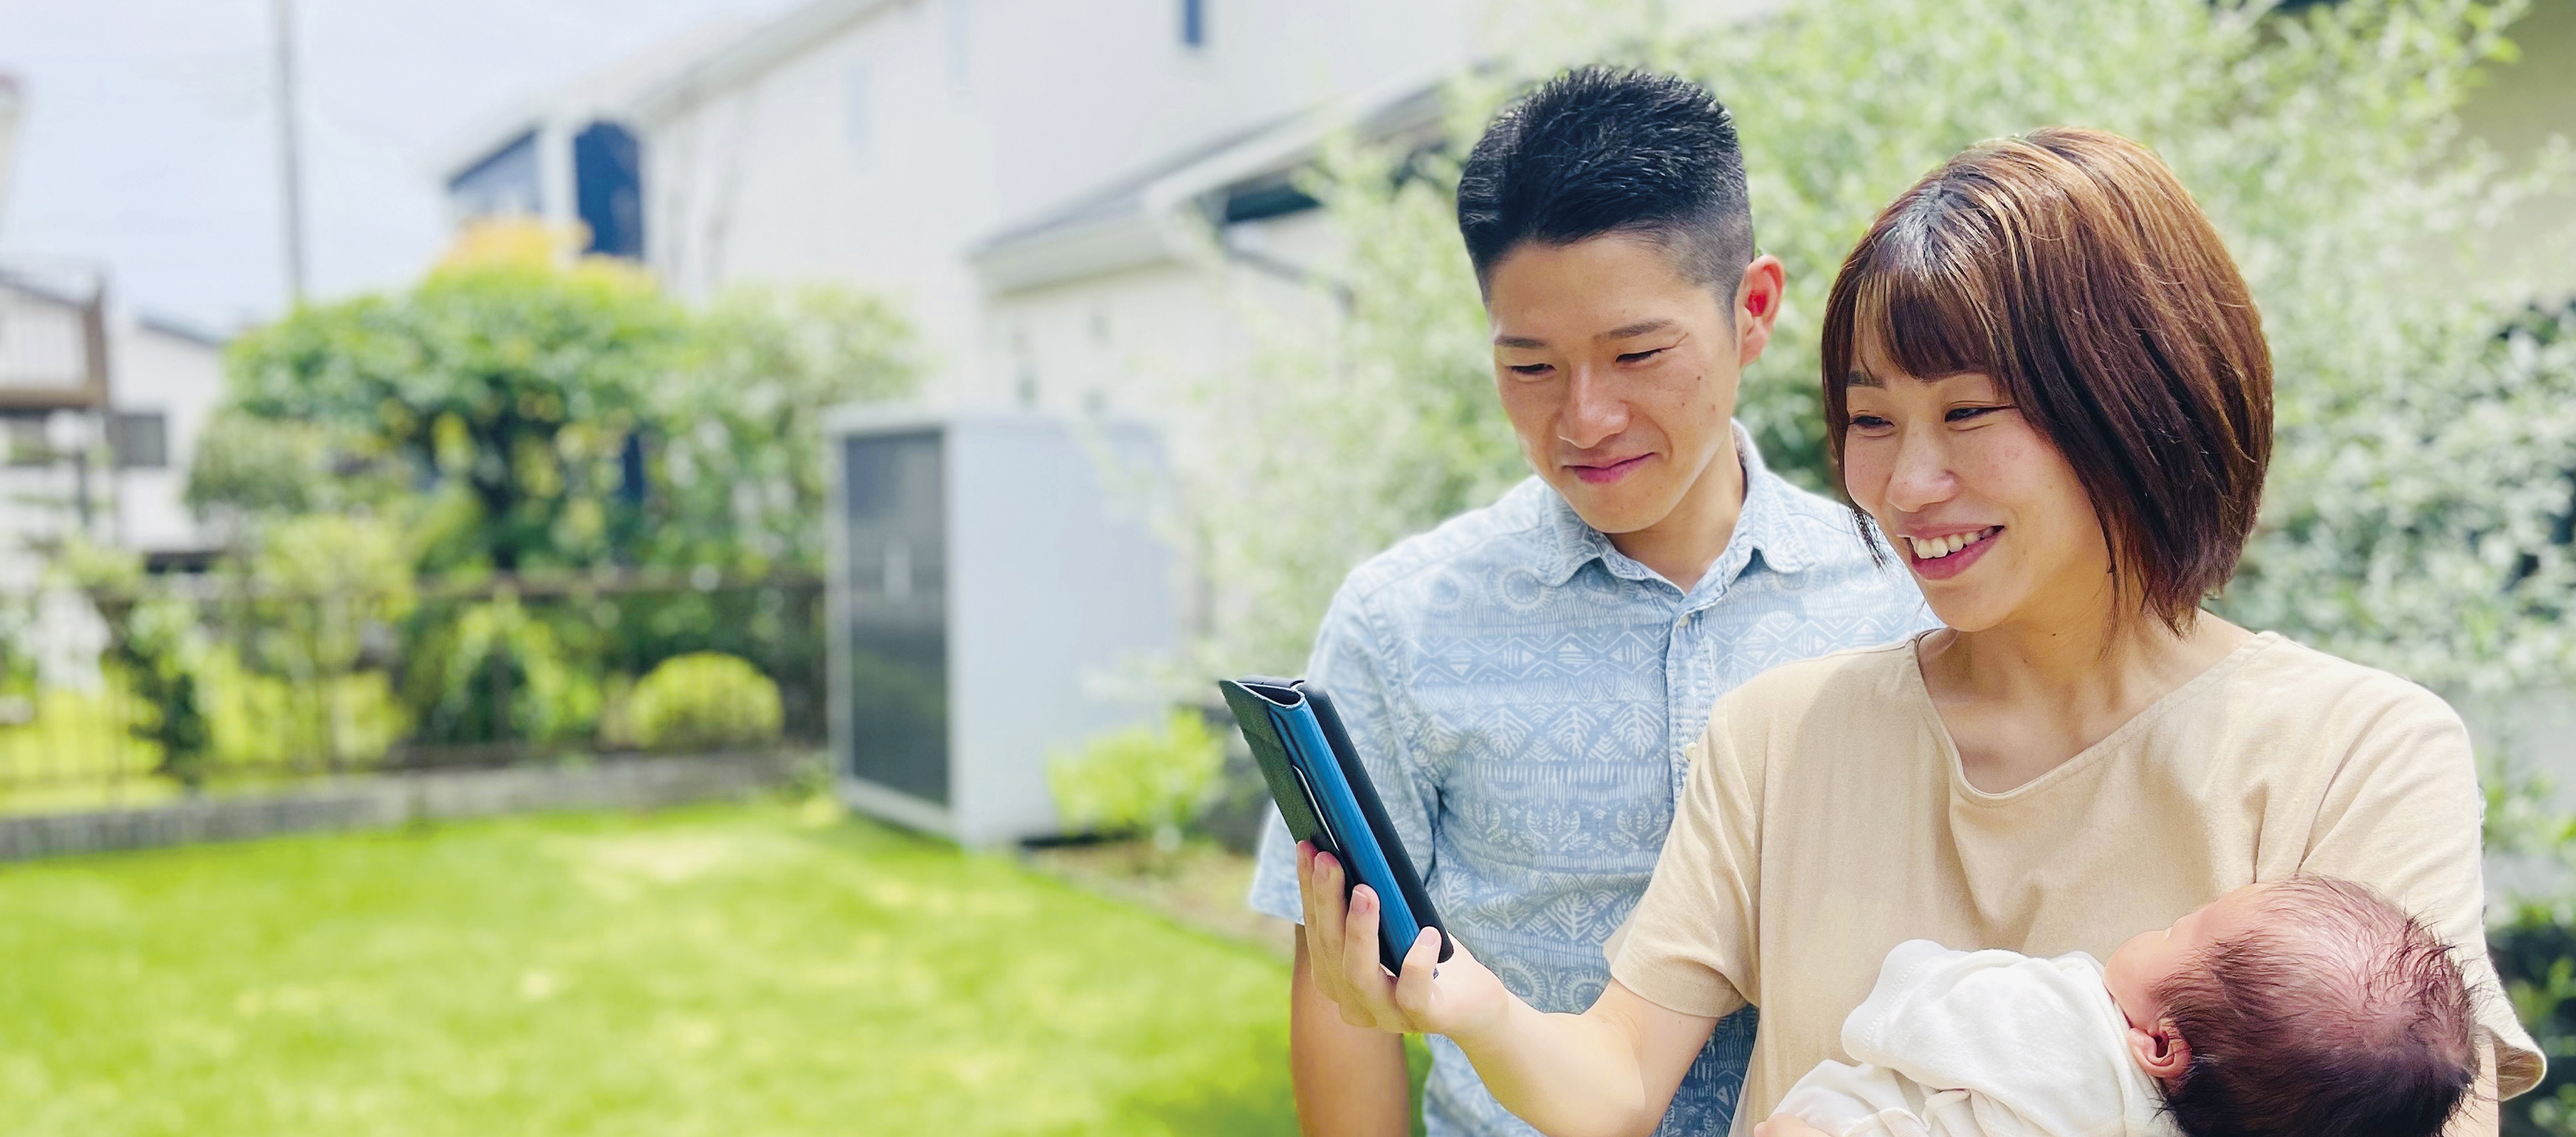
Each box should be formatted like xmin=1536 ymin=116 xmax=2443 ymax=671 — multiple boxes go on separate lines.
xmin=2128 ymin=1020 xmax=2193 ymax=1081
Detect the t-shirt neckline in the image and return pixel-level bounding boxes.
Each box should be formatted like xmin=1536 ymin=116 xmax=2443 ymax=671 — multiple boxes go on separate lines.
xmin=1901 ymin=628 xmax=2284 ymax=803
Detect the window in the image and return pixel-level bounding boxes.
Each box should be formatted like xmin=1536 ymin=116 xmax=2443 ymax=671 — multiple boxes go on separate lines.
xmin=110 ymin=411 xmax=167 ymax=469
xmin=1180 ymin=0 xmax=1205 ymax=48
xmin=3 ymin=416 xmax=46 ymax=467
xmin=446 ymin=130 xmax=542 ymax=219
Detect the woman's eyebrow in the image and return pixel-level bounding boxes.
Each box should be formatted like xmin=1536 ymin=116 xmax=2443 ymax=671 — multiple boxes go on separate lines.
xmin=1845 ymin=370 xmax=1884 ymax=389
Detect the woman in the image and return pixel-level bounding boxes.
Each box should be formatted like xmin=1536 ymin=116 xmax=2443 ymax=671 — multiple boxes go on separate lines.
xmin=1293 ymin=126 xmax=2540 ymax=1135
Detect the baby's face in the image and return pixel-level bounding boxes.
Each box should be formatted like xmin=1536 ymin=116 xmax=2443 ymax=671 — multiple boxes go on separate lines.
xmin=2102 ymin=883 xmax=2268 ymax=1029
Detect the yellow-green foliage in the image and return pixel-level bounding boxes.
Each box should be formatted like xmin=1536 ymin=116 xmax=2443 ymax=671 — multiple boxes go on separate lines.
xmin=203 ymin=651 xmax=408 ymax=769
xmin=1046 ymin=711 xmax=1225 ymax=840
xmin=627 ymin=652 xmax=783 ymax=753
xmin=403 ymin=597 xmax=600 ymax=747
xmin=0 ymin=660 xmax=408 ymax=813
xmin=0 ymin=685 xmax=161 ymax=811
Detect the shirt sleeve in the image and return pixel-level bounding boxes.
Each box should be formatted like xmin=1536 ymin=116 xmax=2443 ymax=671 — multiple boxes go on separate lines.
xmin=1608 ymin=699 xmax=1760 ymax=1019
xmin=1245 ymin=582 xmax=1433 ymax=925
xmin=2295 ymin=677 xmax=2545 ymax=1098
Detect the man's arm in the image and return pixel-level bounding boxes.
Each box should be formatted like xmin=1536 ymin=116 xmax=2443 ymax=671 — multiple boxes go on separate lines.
xmin=1292 ymin=927 xmax=1413 ymax=1137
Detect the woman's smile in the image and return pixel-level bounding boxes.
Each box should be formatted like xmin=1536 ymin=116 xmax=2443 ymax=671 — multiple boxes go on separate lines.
xmin=1902 ymin=525 xmax=2002 ymax=580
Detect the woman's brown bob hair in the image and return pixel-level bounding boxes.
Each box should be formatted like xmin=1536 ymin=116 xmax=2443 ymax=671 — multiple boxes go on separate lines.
xmin=1820 ymin=127 xmax=2273 ymax=631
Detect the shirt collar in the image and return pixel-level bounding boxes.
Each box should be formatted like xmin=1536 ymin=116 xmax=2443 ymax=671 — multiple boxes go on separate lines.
xmin=1533 ymin=421 xmax=1815 ymax=590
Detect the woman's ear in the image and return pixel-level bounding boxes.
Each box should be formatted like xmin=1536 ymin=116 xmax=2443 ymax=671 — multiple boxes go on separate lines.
xmin=2127 ymin=1019 xmax=2193 ymax=1081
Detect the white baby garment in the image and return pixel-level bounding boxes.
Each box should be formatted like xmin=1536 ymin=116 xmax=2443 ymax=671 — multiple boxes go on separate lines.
xmin=1771 ymin=940 xmax=2180 ymax=1137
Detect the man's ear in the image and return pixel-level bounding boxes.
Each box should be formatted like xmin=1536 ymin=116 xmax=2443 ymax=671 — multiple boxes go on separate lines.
xmin=1733 ymin=254 xmax=1787 ymax=368
xmin=2127 ymin=1019 xmax=2193 ymax=1082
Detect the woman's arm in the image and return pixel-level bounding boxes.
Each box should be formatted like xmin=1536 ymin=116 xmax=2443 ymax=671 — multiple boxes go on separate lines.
xmin=1298 ymin=843 xmax=1719 ymax=1137
xmin=1289 ymin=928 xmax=1414 ymax=1137
xmin=2443 ymin=1041 xmax=2497 ymax=1137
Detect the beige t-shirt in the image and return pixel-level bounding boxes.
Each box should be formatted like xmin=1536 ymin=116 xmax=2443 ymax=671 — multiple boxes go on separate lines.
xmin=1609 ymin=631 xmax=2542 ymax=1130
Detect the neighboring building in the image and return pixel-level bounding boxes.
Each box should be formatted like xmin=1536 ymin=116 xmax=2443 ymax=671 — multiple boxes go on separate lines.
xmin=624 ymin=0 xmax=1487 ymax=413
xmin=442 ymin=0 xmax=2575 ymax=450
xmin=111 ymin=313 xmax=227 ymax=561
xmin=0 ymin=263 xmax=227 ymax=566
xmin=0 ymin=74 xmax=21 ymax=235
xmin=432 ymin=21 xmax=748 ymax=259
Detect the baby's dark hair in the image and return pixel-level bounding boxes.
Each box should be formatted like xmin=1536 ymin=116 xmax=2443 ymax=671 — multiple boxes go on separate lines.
xmin=2151 ymin=876 xmax=2480 ymax=1137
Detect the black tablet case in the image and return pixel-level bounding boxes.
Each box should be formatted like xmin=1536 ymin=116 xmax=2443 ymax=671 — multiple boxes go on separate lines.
xmin=1220 ymin=676 xmax=1452 ymax=972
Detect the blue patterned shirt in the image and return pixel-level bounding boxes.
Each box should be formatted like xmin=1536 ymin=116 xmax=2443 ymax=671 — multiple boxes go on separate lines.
xmin=1248 ymin=425 xmax=1936 ymax=1137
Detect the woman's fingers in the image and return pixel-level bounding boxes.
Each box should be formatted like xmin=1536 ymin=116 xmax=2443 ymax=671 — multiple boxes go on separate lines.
xmin=1295 ymin=847 xmax=1411 ymax=1031
xmin=1303 ymin=848 xmax=1349 ymax=966
xmin=1342 ymin=885 xmax=1411 ymax=1024
xmin=1391 ymin=927 xmax=1443 ymax=1023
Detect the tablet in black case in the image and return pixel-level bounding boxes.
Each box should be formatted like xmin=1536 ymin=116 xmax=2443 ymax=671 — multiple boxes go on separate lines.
xmin=1219 ymin=676 xmax=1452 ymax=974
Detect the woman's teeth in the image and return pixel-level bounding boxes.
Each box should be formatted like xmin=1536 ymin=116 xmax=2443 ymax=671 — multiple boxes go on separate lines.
xmin=1907 ymin=527 xmax=1999 ymax=560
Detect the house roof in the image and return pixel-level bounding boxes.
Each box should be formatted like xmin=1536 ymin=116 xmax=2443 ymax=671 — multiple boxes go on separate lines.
xmin=428 ymin=16 xmax=758 ymax=182
xmin=137 ymin=312 xmax=227 ymax=349
xmin=967 ymin=75 xmax=1448 ymax=295
xmin=625 ymin=0 xmax=898 ymax=127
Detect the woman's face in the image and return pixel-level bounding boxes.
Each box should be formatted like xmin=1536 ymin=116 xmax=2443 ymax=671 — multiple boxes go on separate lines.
xmin=1839 ymin=339 xmax=2111 ymax=633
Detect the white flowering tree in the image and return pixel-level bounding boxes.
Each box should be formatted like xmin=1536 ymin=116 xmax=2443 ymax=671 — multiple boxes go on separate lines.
xmin=1187 ymin=1 xmax=2576 ymax=1122
xmin=1191 ymin=0 xmax=2575 ymax=700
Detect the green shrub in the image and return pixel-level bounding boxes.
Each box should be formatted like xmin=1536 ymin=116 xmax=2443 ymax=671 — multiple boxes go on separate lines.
xmin=1046 ymin=710 xmax=1225 ymax=849
xmin=627 ymin=652 xmax=783 ymax=753
xmin=2492 ymin=906 xmax=2576 ymax=1136
xmin=401 ymin=597 xmax=599 ymax=748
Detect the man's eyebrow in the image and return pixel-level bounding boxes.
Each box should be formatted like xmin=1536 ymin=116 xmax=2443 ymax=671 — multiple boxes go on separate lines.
xmin=1601 ymin=319 xmax=1676 ymax=341
xmin=1495 ymin=319 xmax=1681 ymax=349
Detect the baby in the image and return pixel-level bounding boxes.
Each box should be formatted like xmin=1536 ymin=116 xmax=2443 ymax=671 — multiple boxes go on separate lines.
xmin=1761 ymin=876 xmax=2480 ymax=1137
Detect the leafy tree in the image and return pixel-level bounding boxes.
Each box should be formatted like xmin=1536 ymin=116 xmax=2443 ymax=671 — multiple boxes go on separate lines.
xmin=182 ymin=411 xmax=406 ymax=548
xmin=649 ymin=283 xmax=923 ymax=575
xmin=58 ymin=542 xmax=213 ymax=788
xmin=1196 ymin=0 xmax=2576 ymax=697
xmin=224 ymin=222 xmax=685 ymax=573
xmin=1195 ymin=1 xmax=2576 ymax=1125
xmin=215 ymin=226 xmax=921 ymax=580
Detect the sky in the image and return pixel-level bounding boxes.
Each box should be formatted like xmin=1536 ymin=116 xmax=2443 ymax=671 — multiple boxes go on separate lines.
xmin=0 ymin=0 xmax=802 ymax=334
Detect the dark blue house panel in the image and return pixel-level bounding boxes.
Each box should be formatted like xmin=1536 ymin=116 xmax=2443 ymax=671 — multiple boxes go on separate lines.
xmin=574 ymin=122 xmax=644 ymax=259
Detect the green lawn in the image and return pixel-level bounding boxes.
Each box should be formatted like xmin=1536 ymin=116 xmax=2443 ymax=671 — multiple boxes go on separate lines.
xmin=0 ymin=798 xmax=1317 ymax=1136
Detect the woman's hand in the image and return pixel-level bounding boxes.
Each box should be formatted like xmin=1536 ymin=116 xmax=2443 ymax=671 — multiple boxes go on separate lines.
xmin=1296 ymin=840 xmax=1515 ymax=1042
xmin=1753 ymin=1114 xmax=1833 ymax=1137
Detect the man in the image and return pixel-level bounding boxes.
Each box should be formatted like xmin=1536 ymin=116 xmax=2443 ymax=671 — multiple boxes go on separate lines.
xmin=1245 ymin=68 xmax=1933 ymax=1136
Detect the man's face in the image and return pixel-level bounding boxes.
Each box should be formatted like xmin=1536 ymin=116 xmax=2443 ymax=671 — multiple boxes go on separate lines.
xmin=1485 ymin=234 xmax=1773 ymax=537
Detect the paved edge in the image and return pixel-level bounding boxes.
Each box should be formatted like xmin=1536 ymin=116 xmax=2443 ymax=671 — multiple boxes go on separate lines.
xmin=0 ymin=751 xmax=815 ymax=862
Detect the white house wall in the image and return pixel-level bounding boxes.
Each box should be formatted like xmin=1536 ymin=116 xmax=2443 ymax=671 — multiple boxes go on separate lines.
xmin=639 ymin=0 xmax=1480 ymax=405
xmin=982 ymin=206 xmax=1343 ymax=469
xmin=111 ymin=324 xmax=222 ymax=555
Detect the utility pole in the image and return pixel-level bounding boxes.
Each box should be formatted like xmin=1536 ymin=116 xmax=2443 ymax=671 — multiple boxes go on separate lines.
xmin=271 ymin=0 xmax=307 ymax=304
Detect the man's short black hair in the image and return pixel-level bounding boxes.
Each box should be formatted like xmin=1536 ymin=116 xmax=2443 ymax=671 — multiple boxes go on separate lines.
xmin=1456 ymin=66 xmax=1755 ymax=295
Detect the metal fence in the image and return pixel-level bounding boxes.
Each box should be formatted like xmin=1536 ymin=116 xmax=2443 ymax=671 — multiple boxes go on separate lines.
xmin=0 ymin=570 xmax=826 ymax=812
